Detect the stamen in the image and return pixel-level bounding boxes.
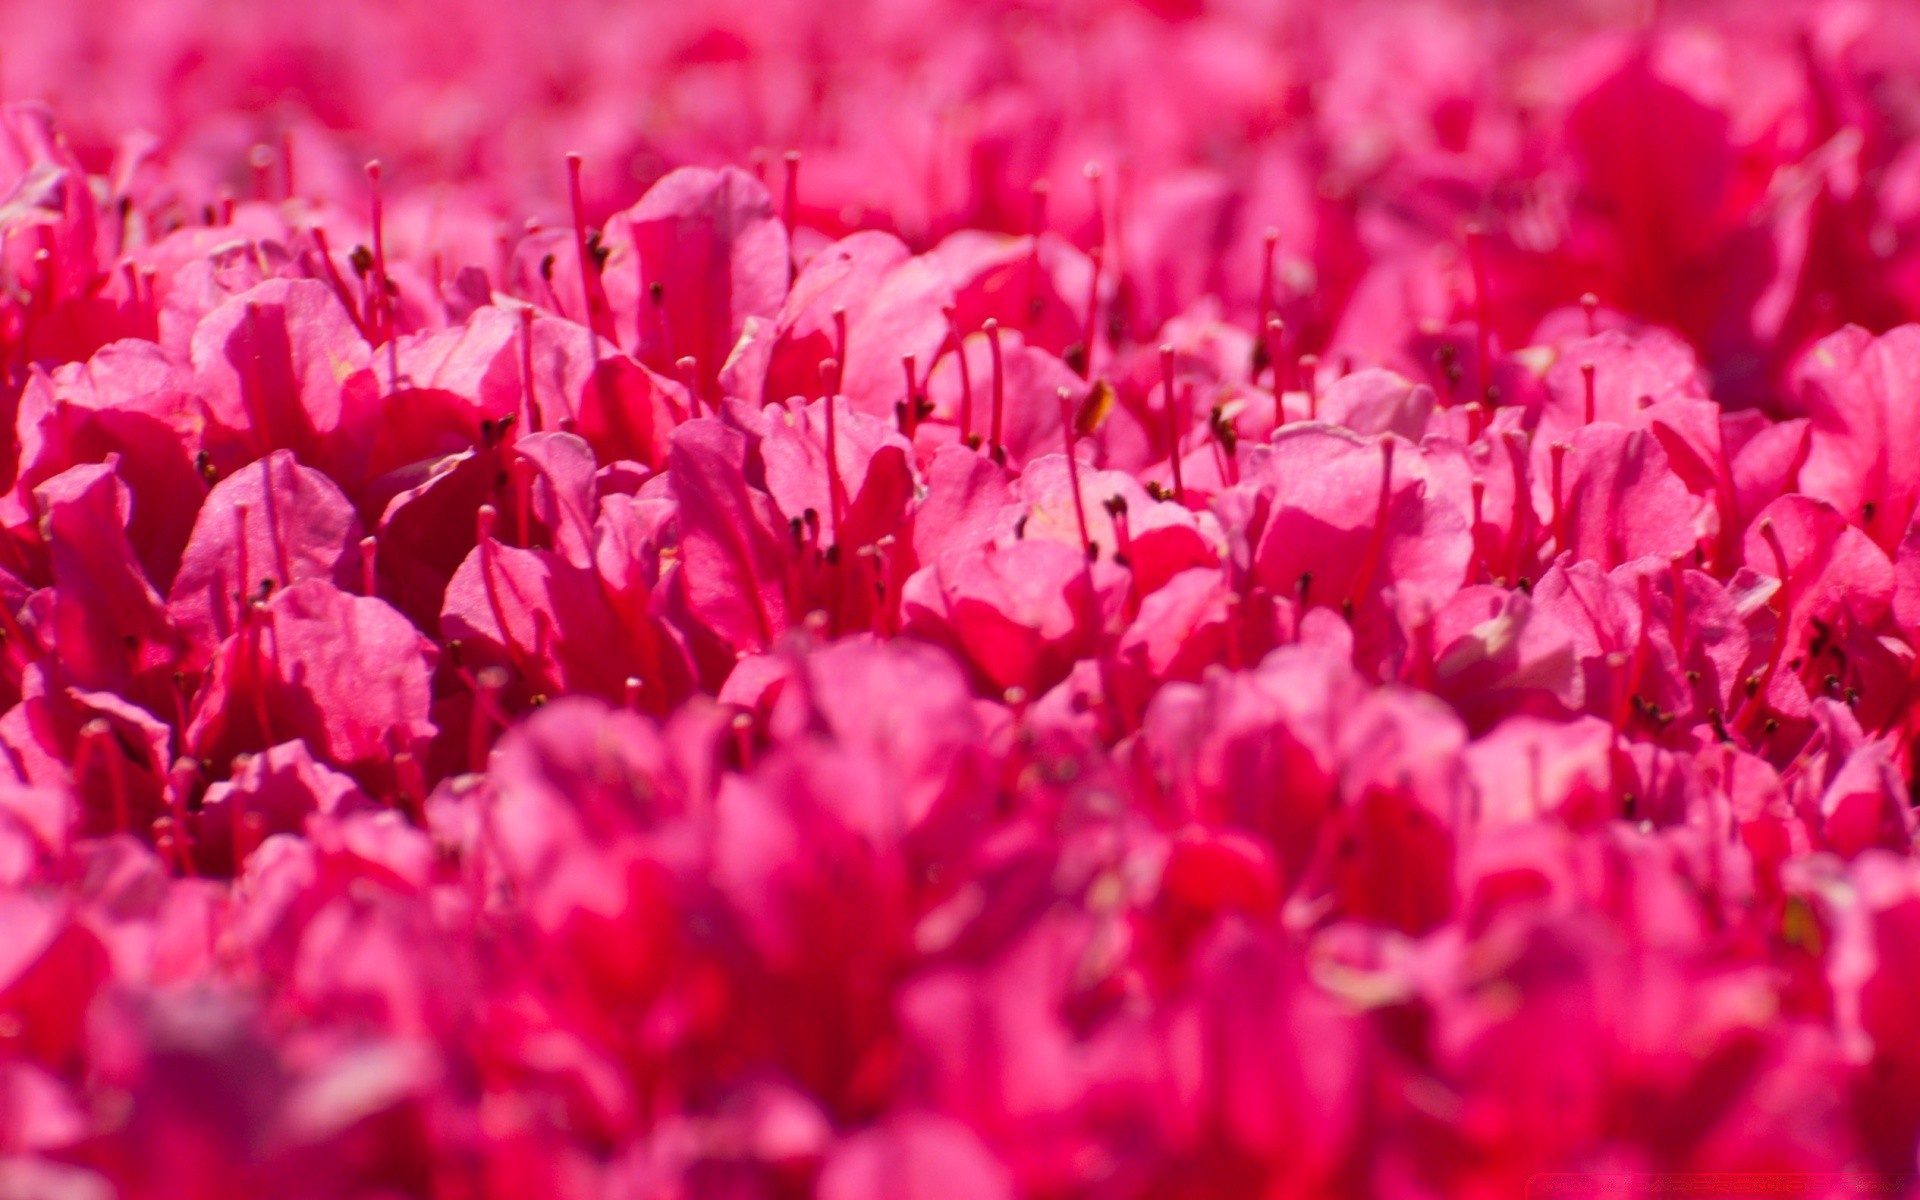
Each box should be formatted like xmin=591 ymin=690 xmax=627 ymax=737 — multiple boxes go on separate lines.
xmin=1160 ymin=344 xmax=1186 ymax=504
xmin=474 ymin=505 xmax=522 ymax=680
xmin=1346 ymin=439 xmax=1398 ymax=611
xmin=566 ymin=152 xmax=611 ymax=342
xmin=1581 ymin=360 xmax=1596 ymax=425
xmin=1266 ymin=316 xmax=1287 ymax=394
xmin=518 ymin=304 xmax=542 ymax=432
xmin=1074 ymin=244 xmax=1102 ymax=379
xmin=79 ymin=719 xmax=130 ymax=837
xmin=307 ymin=226 xmax=369 ymax=339
xmin=782 ymin=150 xmax=802 ymax=242
xmin=946 ymin=305 xmax=975 ymax=444
xmin=732 ymin=712 xmax=757 ymax=771
xmin=1079 ymin=161 xmax=1106 ymax=377
xmin=366 ymin=161 xmax=391 ymax=342
xmin=1057 ymin=388 xmax=1096 ymax=563
xmin=820 ymin=358 xmax=848 ymax=538
xmin=1549 ymin=441 xmax=1570 ymax=556
xmin=900 ymin=353 xmax=919 ymax=437
xmin=469 ymin=665 xmax=509 ymax=774
xmin=985 ymin=318 xmax=1007 ymax=464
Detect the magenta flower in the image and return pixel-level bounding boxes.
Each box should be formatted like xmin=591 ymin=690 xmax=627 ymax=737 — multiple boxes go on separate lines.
xmin=10 ymin=1 xmax=1920 ymax=1193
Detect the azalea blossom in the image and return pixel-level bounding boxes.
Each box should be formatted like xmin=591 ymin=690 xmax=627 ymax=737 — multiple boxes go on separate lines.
xmin=6 ymin=0 xmax=1920 ymax=1195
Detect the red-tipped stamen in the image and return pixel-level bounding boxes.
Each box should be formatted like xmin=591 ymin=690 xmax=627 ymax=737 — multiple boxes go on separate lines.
xmin=1058 ymin=387 xmax=1096 ymax=563
xmin=359 ymin=535 xmax=378 ymax=597
xmin=518 ymin=304 xmax=542 ymax=432
xmin=1300 ymin=353 xmax=1320 ymax=421
xmin=1549 ymin=441 xmax=1570 ymax=556
xmin=782 ymin=150 xmax=801 ymax=242
xmin=1081 ymin=161 xmax=1107 ymax=375
xmin=831 ymin=306 xmax=849 ymax=385
xmin=513 ymin=457 xmax=533 ymax=548
xmin=624 ymin=676 xmax=644 ymax=712
xmin=566 ymin=152 xmax=611 ymax=342
xmin=1581 ymin=291 xmax=1599 ymax=337
xmin=945 ymin=305 xmax=974 ymax=444
xmin=901 ymin=353 xmax=919 ymax=437
xmin=1346 ymin=439 xmax=1398 ymax=612
xmin=1581 ymin=360 xmax=1597 ymax=425
xmin=985 ymin=318 xmax=1007 ymax=463
xmin=474 ymin=506 xmax=523 ymax=680
xmin=307 ymin=226 xmax=370 ymax=339
xmin=1266 ymin=317 xmax=1288 ymax=394
xmin=231 ymin=502 xmax=254 ymax=619
xmin=820 ymin=357 xmax=848 ymax=539
xmin=1160 ymin=344 xmax=1186 ymax=504
xmin=1464 ymin=400 xmax=1485 ymax=445
xmin=366 ymin=161 xmax=391 ymax=342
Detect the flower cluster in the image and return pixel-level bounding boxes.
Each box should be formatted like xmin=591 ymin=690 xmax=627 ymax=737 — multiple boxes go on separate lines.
xmin=9 ymin=0 xmax=1920 ymax=1194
